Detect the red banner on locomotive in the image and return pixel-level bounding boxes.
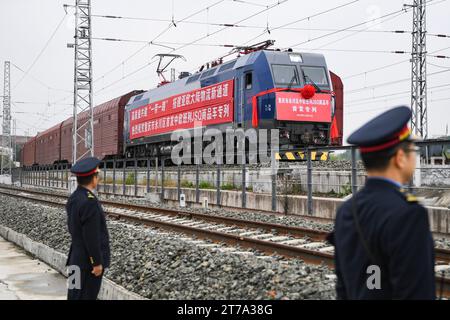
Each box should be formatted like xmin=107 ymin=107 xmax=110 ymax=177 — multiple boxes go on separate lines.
xmin=275 ymin=92 xmax=332 ymax=123
xmin=129 ymin=79 xmax=234 ymax=140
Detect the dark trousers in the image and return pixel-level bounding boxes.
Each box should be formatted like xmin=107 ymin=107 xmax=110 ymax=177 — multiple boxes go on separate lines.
xmin=67 ymin=268 xmax=103 ymax=300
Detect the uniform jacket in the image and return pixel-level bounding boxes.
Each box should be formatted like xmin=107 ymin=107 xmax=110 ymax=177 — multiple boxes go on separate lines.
xmin=331 ymin=178 xmax=435 ymax=299
xmin=66 ymin=186 xmax=111 ymax=270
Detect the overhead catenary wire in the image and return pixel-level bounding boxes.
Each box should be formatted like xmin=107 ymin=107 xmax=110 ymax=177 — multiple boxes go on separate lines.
xmin=47 ymin=0 xmax=229 ymax=110
xmin=11 ymin=63 xmax=71 ymax=93
xmin=345 ymin=83 xmax=450 ymax=107
xmin=428 ymin=61 xmax=450 ymax=69
xmin=243 ymin=0 xmax=361 ymax=45
xmin=312 ymin=0 xmax=448 ymax=50
xmin=286 ymin=7 xmax=409 ymax=49
xmin=93 ymin=0 xmax=228 ymax=84
xmin=342 ymin=45 xmax=450 ymax=80
xmin=228 ymin=0 xmax=269 ymax=8
xmin=312 ymin=10 xmax=408 ymax=50
xmin=345 ymin=68 xmax=450 ymax=94
xmin=196 ymin=0 xmax=362 ymax=72
xmin=92 ymin=14 xmax=450 ymax=40
xmin=94 ymin=0 xmax=289 ymax=96
xmin=291 ymin=47 xmax=450 ymax=58
xmin=13 ymin=13 xmax=67 ymax=91
xmin=15 ymin=0 xmax=450 ymax=136
xmin=285 ymin=0 xmax=445 ymax=50
xmin=346 ymin=96 xmax=450 ymax=115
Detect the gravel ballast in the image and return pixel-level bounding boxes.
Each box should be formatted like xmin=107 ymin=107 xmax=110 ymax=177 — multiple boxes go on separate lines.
xmin=0 ymin=194 xmax=337 ymax=299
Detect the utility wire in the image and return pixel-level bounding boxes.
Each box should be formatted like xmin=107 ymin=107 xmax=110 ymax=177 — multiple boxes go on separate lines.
xmin=313 ymin=10 xmax=407 ymax=50
xmin=51 ymin=0 xmax=229 ymax=109
xmin=229 ymin=0 xmax=269 ymax=7
xmin=346 ymin=96 xmax=450 ymax=115
xmin=243 ymin=0 xmax=361 ymax=45
xmin=313 ymin=0 xmax=447 ymax=50
xmin=11 ymin=63 xmax=71 ymax=93
xmin=93 ymin=0 xmax=227 ymax=84
xmin=197 ymin=0 xmax=360 ymax=73
xmin=286 ymin=0 xmax=445 ymax=50
xmin=94 ymin=0 xmax=288 ymax=96
xmin=92 ymin=14 xmax=450 ymax=40
xmin=13 ymin=13 xmax=67 ymax=90
xmin=346 ymin=83 xmax=450 ymax=107
xmin=345 ymin=69 xmax=450 ymax=94
xmin=428 ymin=62 xmax=450 ymax=69
xmin=286 ymin=7 xmax=409 ymax=49
xmin=343 ymin=45 xmax=450 ymax=80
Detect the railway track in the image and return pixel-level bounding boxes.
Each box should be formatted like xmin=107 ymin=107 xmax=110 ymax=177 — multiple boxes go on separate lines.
xmin=1 ymin=185 xmax=450 ymax=297
xmin=0 ymin=186 xmax=333 ymax=264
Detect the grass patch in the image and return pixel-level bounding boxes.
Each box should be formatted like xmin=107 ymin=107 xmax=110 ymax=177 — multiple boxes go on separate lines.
xmin=199 ymin=181 xmax=215 ymax=189
xmin=221 ymin=183 xmax=236 ymax=190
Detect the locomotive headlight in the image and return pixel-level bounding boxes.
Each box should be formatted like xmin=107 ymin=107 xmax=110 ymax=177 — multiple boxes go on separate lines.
xmin=289 ymin=53 xmax=303 ymax=63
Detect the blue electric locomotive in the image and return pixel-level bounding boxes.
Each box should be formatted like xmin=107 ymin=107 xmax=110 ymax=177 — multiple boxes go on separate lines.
xmin=123 ymin=46 xmax=341 ymax=160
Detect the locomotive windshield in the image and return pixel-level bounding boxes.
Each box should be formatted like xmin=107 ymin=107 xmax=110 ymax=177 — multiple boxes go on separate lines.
xmin=301 ymin=66 xmax=329 ymax=87
xmin=272 ymin=64 xmax=299 ymax=86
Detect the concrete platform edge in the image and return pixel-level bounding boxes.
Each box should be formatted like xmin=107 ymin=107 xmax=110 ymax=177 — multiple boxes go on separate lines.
xmin=0 ymin=225 xmax=146 ymax=300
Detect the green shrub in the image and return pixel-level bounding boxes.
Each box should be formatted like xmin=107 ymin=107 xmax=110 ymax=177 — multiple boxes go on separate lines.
xmin=181 ymin=180 xmax=195 ymax=188
xmin=199 ymin=181 xmax=215 ymax=189
xmin=125 ymin=173 xmax=135 ymax=185
xmin=339 ymin=182 xmax=352 ymax=197
xmin=221 ymin=183 xmax=236 ymax=190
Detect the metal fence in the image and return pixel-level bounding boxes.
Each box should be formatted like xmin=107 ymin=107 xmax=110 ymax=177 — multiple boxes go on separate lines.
xmin=10 ymin=139 xmax=450 ymax=215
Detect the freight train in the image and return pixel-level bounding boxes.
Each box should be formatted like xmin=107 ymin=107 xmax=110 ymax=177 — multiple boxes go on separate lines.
xmin=21 ymin=47 xmax=344 ymax=166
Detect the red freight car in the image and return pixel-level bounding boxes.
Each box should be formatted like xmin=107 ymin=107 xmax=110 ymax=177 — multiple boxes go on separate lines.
xmin=59 ymin=90 xmax=142 ymax=163
xmin=35 ymin=123 xmax=62 ymax=165
xmin=21 ymin=136 xmax=36 ymax=166
xmin=60 ymin=117 xmax=73 ymax=163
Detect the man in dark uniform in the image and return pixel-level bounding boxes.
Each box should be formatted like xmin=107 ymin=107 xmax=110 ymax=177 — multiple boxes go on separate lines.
xmin=329 ymin=106 xmax=435 ymax=299
xmin=66 ymin=157 xmax=111 ymax=300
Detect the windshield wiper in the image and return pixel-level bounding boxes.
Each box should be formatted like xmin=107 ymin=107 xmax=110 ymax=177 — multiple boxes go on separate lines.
xmin=304 ymin=74 xmax=322 ymax=93
xmin=287 ymin=74 xmax=297 ymax=90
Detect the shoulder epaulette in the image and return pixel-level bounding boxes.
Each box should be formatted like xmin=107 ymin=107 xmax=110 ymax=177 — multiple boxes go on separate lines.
xmin=398 ymin=188 xmax=418 ymax=203
xmin=87 ymin=192 xmax=95 ymax=199
xmin=406 ymin=193 xmax=418 ymax=202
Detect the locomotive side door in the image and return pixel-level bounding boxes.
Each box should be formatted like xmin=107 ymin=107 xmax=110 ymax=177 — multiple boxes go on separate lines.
xmin=243 ymin=71 xmax=253 ymax=129
xmin=235 ymin=71 xmax=253 ymax=129
xmin=234 ymin=75 xmax=244 ymax=129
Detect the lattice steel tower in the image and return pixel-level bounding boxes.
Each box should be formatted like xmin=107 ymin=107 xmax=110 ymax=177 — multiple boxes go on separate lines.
xmin=1 ymin=61 xmax=11 ymax=175
xmin=72 ymin=0 xmax=94 ymax=163
xmin=410 ymin=0 xmax=428 ymax=138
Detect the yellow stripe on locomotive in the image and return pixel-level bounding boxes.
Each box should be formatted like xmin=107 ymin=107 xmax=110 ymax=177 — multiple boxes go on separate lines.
xmin=275 ymin=151 xmax=329 ymax=161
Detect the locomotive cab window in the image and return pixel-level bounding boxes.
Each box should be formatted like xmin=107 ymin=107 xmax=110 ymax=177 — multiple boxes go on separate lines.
xmin=301 ymin=66 xmax=329 ymax=87
xmin=271 ymin=64 xmax=299 ymax=86
xmin=245 ymin=72 xmax=252 ymax=90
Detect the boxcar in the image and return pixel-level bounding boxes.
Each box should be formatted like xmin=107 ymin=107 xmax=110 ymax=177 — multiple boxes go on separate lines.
xmin=59 ymin=90 xmax=143 ymax=163
xmin=21 ymin=136 xmax=36 ymax=166
xmin=35 ymin=123 xmax=62 ymax=165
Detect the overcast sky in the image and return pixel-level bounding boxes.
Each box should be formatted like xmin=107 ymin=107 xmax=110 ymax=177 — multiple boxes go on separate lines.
xmin=1 ymin=0 xmax=449 ymax=141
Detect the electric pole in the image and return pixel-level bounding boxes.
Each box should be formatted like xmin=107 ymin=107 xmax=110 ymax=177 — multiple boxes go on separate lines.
xmin=410 ymin=0 xmax=428 ymax=138
xmin=1 ymin=61 xmax=11 ymax=176
xmin=70 ymin=0 xmax=94 ymax=163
